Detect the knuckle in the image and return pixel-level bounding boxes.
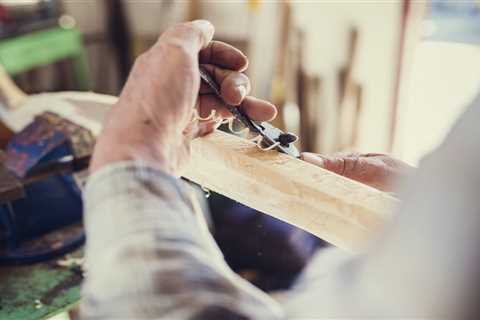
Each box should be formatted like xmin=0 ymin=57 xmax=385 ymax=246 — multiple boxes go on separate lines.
xmin=167 ymin=21 xmax=205 ymax=44
xmin=234 ymin=71 xmax=250 ymax=83
xmin=130 ymin=51 xmax=152 ymax=74
xmin=159 ymin=40 xmax=192 ymax=58
xmin=179 ymin=22 xmax=205 ymax=41
xmin=135 ymin=51 xmax=150 ymax=65
xmin=172 ymin=21 xmax=194 ymax=33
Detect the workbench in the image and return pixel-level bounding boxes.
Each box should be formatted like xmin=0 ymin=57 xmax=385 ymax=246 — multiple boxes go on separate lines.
xmin=0 ymin=233 xmax=83 ymax=320
xmin=0 ymin=94 xmax=90 ymax=320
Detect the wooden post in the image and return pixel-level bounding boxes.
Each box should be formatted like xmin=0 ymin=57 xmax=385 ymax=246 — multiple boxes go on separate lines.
xmin=0 ymin=65 xmax=27 ymax=110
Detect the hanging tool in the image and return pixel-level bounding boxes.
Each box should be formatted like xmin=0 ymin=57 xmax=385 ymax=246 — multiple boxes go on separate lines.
xmin=199 ymin=66 xmax=300 ymax=158
xmin=337 ymin=27 xmax=362 ymax=151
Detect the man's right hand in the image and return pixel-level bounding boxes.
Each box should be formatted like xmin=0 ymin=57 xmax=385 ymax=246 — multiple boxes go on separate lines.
xmin=301 ymin=152 xmax=414 ymax=192
xmin=90 ymin=20 xmax=276 ymax=176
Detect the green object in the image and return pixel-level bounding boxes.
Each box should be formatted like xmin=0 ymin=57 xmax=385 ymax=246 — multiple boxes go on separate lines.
xmin=0 ymin=249 xmax=83 ymax=320
xmin=0 ymin=26 xmax=91 ymax=90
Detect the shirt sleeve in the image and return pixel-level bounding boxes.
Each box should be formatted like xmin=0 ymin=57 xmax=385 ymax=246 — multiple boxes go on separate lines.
xmin=283 ymin=93 xmax=480 ymax=318
xmin=80 ymin=162 xmax=283 ymax=320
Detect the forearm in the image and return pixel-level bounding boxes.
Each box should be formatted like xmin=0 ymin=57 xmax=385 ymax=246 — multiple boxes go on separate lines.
xmin=80 ymin=162 xmax=282 ymax=319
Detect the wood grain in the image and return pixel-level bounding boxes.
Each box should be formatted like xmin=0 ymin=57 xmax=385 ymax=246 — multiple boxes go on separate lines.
xmin=183 ymin=130 xmax=398 ymax=251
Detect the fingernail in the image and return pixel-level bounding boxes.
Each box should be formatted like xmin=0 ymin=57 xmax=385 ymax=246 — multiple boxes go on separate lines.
xmin=301 ymin=153 xmax=325 ymax=167
xmin=191 ymin=19 xmax=214 ymax=30
xmin=237 ymin=85 xmax=247 ymax=100
xmin=191 ymin=20 xmax=214 ymax=43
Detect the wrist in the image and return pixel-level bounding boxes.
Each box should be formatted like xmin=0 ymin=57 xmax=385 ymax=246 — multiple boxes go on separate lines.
xmin=89 ymin=123 xmax=183 ymax=176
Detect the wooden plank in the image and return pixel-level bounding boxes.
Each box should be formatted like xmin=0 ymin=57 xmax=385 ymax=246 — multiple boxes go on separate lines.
xmin=1 ymin=91 xmax=114 ymax=134
xmin=183 ymin=130 xmax=398 ymax=252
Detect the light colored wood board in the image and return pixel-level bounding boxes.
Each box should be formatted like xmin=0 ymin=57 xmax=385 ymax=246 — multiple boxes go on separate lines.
xmin=183 ymin=130 xmax=398 ymax=252
xmin=0 ymin=65 xmax=27 ymax=110
xmin=2 ymin=91 xmax=398 ymax=252
xmin=1 ymin=91 xmax=116 ymax=134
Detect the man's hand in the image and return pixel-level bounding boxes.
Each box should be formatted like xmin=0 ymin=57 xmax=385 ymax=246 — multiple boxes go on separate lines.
xmin=90 ymin=20 xmax=276 ymax=176
xmin=301 ymin=152 xmax=413 ymax=192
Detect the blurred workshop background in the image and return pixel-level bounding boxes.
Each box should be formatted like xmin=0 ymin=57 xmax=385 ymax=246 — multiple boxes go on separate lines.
xmin=0 ymin=1 xmax=479 ymax=320
xmin=0 ymin=0 xmax=479 ymax=164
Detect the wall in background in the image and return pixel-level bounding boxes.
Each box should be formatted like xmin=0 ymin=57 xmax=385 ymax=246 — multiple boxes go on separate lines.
xmin=121 ymin=0 xmax=280 ymax=99
xmin=63 ymin=0 xmax=119 ymax=94
xmin=63 ymin=0 xmax=280 ymax=98
xmin=292 ymin=2 xmax=403 ymax=153
xmin=62 ymin=0 xmax=408 ymax=155
xmin=394 ymin=41 xmax=480 ymax=164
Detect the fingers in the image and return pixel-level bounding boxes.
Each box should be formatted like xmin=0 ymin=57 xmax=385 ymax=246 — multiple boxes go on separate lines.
xmin=301 ymin=153 xmax=325 ymax=167
xmin=301 ymin=152 xmax=399 ymax=192
xmin=197 ymin=95 xmax=232 ymax=119
xmin=198 ymin=94 xmax=277 ymax=122
xmin=157 ymin=21 xmax=276 ymax=126
xmin=198 ymin=64 xmax=277 ymax=121
xmin=199 ymin=41 xmax=248 ymax=71
xmin=240 ymin=96 xmax=277 ymax=121
xmin=156 ymin=20 xmax=215 ymax=56
xmin=200 ymin=64 xmax=250 ymax=105
xmin=198 ymin=120 xmax=221 ymax=136
xmin=183 ymin=118 xmax=220 ymax=140
xmin=302 ymin=152 xmax=369 ymax=178
xmin=301 ymin=153 xmax=346 ymax=175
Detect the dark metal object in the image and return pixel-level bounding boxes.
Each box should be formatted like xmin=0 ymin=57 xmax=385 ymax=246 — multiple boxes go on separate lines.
xmin=0 ymin=162 xmax=24 ymax=203
xmin=199 ymin=66 xmax=301 ymax=158
xmin=0 ymin=152 xmax=88 ymax=264
xmin=0 ymin=111 xmax=92 ymax=265
xmin=0 ymin=153 xmax=91 ymax=204
xmin=278 ymin=132 xmax=298 ymax=146
xmin=0 ymin=111 xmax=93 ymax=204
xmin=23 ymin=154 xmax=90 ymax=187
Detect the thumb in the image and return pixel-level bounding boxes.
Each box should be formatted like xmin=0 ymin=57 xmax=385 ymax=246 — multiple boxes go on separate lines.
xmin=156 ymin=20 xmax=215 ymax=57
xmin=301 ymin=152 xmax=345 ymax=176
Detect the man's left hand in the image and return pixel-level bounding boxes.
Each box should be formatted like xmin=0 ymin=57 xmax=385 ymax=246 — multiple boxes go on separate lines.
xmin=302 ymin=152 xmax=413 ymax=192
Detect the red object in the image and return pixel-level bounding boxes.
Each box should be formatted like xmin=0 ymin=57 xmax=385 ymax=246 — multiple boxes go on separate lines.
xmin=0 ymin=5 xmax=12 ymax=23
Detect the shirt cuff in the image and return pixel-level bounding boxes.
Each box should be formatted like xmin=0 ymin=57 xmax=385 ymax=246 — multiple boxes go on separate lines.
xmin=83 ymin=161 xmax=200 ymax=252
